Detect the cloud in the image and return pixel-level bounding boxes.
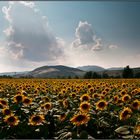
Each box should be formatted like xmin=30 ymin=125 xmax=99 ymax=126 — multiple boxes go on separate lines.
xmin=108 ymin=44 xmax=118 ymax=49
xmin=71 ymin=21 xmax=102 ymax=51
xmin=2 ymin=1 xmax=65 ymax=62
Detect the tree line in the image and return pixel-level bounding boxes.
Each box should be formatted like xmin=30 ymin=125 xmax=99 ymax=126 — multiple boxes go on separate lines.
xmin=83 ymin=65 xmax=140 ymax=79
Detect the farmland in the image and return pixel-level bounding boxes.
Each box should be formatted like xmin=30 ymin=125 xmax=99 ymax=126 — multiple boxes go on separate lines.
xmin=0 ymin=78 xmax=140 ymax=139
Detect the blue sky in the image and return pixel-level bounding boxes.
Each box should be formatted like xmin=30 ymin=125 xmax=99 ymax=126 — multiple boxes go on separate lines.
xmin=0 ymin=1 xmax=140 ymax=72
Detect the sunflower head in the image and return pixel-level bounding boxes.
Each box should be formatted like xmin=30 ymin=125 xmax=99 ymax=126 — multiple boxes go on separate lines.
xmin=132 ymin=100 xmax=140 ymax=110
xmin=119 ymin=107 xmax=132 ymax=120
xmin=23 ymin=97 xmax=32 ymax=105
xmin=120 ymin=90 xmax=127 ymax=96
xmin=2 ymin=108 xmax=12 ymax=115
xmin=92 ymin=93 xmax=99 ymax=99
xmin=114 ymin=95 xmax=119 ymax=103
xmin=4 ymin=115 xmax=19 ymax=126
xmin=102 ymin=90 xmax=107 ymax=95
xmin=70 ymin=113 xmax=90 ymax=126
xmin=80 ymin=94 xmax=90 ymax=102
xmin=0 ymin=99 xmax=8 ymax=106
xmin=43 ymin=96 xmax=50 ymax=102
xmin=70 ymin=92 xmax=77 ymax=99
xmin=29 ymin=114 xmax=45 ymax=126
xmin=96 ymin=100 xmax=108 ymax=110
xmin=13 ymin=94 xmax=25 ymax=103
xmin=42 ymin=102 xmax=52 ymax=110
xmin=80 ymin=102 xmax=90 ymax=113
xmin=59 ymin=113 xmax=67 ymax=122
xmin=89 ymin=87 xmax=94 ymax=93
xmin=122 ymin=94 xmax=131 ymax=102
xmin=63 ymin=99 xmax=69 ymax=108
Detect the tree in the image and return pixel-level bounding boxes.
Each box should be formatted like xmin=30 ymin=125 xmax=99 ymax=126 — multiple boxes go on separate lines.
xmin=122 ymin=65 xmax=133 ymax=78
xmin=92 ymin=72 xmax=101 ymax=79
xmin=83 ymin=71 xmax=93 ymax=79
xmin=102 ymin=73 xmax=109 ymax=79
xmin=135 ymin=72 xmax=140 ymax=78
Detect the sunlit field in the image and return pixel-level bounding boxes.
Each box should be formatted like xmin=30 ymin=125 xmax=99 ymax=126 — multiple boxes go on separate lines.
xmin=0 ymin=78 xmax=140 ymax=139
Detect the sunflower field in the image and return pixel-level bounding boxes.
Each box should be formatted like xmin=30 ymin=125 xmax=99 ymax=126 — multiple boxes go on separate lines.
xmin=0 ymin=78 xmax=140 ymax=139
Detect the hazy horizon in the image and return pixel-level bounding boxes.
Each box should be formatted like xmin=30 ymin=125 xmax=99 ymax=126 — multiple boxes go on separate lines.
xmin=0 ymin=1 xmax=140 ymax=72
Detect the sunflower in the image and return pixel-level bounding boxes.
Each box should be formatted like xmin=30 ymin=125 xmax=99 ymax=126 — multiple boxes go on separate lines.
xmin=70 ymin=113 xmax=90 ymax=126
xmin=92 ymin=93 xmax=99 ymax=99
xmin=2 ymin=108 xmax=11 ymax=115
xmin=63 ymin=99 xmax=69 ymax=108
xmin=119 ymin=107 xmax=132 ymax=120
xmin=100 ymin=94 xmax=105 ymax=100
xmin=89 ymin=87 xmax=94 ymax=93
xmin=132 ymin=100 xmax=140 ymax=110
xmin=59 ymin=113 xmax=67 ymax=122
xmin=4 ymin=115 xmax=19 ymax=126
xmin=122 ymin=94 xmax=131 ymax=102
xmin=42 ymin=102 xmax=52 ymax=110
xmin=102 ymin=90 xmax=107 ymax=95
xmin=23 ymin=97 xmax=32 ymax=105
xmin=96 ymin=100 xmax=108 ymax=110
xmin=80 ymin=102 xmax=90 ymax=113
xmin=70 ymin=92 xmax=77 ymax=99
xmin=87 ymin=84 xmax=92 ymax=89
xmin=42 ymin=96 xmax=50 ymax=102
xmin=114 ymin=95 xmax=119 ymax=103
xmin=80 ymin=94 xmax=90 ymax=102
xmin=120 ymin=90 xmax=127 ymax=96
xmin=0 ymin=98 xmax=8 ymax=106
xmin=13 ymin=94 xmax=25 ymax=103
xmin=29 ymin=114 xmax=45 ymax=126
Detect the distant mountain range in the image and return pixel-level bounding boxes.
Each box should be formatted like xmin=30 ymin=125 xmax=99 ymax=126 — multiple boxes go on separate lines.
xmin=0 ymin=65 xmax=140 ymax=78
xmin=77 ymin=65 xmax=123 ymax=71
xmin=0 ymin=71 xmax=29 ymax=76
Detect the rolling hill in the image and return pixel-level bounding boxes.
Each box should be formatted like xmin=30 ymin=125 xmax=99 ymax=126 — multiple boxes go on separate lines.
xmin=77 ymin=65 xmax=105 ymax=71
xmin=27 ymin=65 xmax=85 ymax=78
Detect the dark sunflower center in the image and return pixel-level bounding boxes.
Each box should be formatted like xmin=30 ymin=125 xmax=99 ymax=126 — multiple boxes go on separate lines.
xmin=75 ymin=115 xmax=86 ymax=122
xmin=98 ymin=102 xmax=105 ymax=108
xmin=72 ymin=94 xmax=76 ymax=98
xmin=45 ymin=98 xmax=49 ymax=102
xmin=88 ymin=85 xmax=91 ymax=88
xmin=8 ymin=116 xmax=16 ymax=122
xmin=94 ymin=94 xmax=98 ymax=98
xmin=133 ymin=102 xmax=138 ymax=107
xmin=82 ymin=104 xmax=89 ymax=110
xmin=24 ymin=99 xmax=30 ymax=103
xmin=45 ymin=104 xmax=50 ymax=109
xmin=122 ymin=110 xmax=129 ymax=117
xmin=90 ymin=89 xmax=94 ymax=92
xmin=32 ymin=116 xmax=41 ymax=122
xmin=124 ymin=96 xmax=129 ymax=101
xmin=82 ymin=96 xmax=89 ymax=101
xmin=114 ymin=97 xmax=118 ymax=101
xmin=61 ymin=114 xmax=65 ymax=118
xmin=1 ymin=100 xmax=7 ymax=105
xmin=16 ymin=96 xmax=22 ymax=102
xmin=4 ymin=109 xmax=11 ymax=115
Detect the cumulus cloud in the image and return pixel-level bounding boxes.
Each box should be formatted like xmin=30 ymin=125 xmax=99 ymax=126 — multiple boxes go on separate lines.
xmin=108 ymin=44 xmax=118 ymax=49
xmin=71 ymin=21 xmax=102 ymax=51
xmin=2 ymin=1 xmax=65 ymax=62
